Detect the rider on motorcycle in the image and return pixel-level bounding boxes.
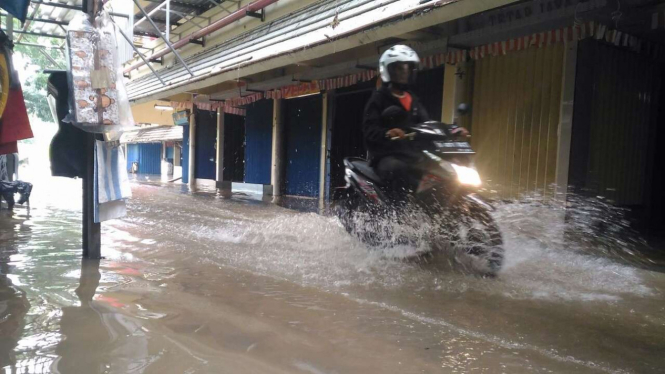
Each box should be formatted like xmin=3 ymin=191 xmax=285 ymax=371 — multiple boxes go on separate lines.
xmin=363 ymin=45 xmax=466 ymax=203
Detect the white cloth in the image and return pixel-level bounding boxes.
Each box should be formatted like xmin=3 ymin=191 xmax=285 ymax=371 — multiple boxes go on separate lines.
xmin=96 ymin=199 xmax=127 ymax=223
xmin=94 ymin=140 xmax=131 ymax=223
xmin=95 ymin=140 xmax=131 ymax=204
xmin=0 ymin=155 xmax=7 ymax=181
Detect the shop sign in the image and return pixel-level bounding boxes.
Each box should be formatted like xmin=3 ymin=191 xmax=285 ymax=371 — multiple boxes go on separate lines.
xmin=282 ymin=82 xmax=321 ymax=99
xmin=172 ymin=110 xmax=190 ymax=126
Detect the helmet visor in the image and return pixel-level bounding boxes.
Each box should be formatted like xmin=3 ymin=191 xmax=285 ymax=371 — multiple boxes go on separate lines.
xmin=388 ymin=62 xmax=418 ymax=86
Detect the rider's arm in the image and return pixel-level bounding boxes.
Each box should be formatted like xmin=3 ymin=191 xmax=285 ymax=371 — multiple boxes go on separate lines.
xmin=362 ymin=97 xmax=390 ymax=143
xmin=413 ymin=98 xmax=430 ymax=123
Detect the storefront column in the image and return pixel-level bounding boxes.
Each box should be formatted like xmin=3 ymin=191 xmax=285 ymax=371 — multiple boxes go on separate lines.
xmin=216 ymin=108 xmax=232 ymax=197
xmin=441 ymin=62 xmax=467 ymax=124
xmin=319 ymin=93 xmax=329 ymax=212
xmin=555 ymin=40 xmax=578 ymax=203
xmin=188 ymin=104 xmax=196 ymax=190
xmin=271 ymin=99 xmax=284 ymax=204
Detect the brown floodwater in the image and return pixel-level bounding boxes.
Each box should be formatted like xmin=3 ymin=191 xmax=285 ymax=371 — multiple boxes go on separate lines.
xmin=1 ymin=176 xmax=664 ymax=373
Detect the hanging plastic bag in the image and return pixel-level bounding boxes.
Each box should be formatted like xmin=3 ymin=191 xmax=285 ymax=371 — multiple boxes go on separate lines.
xmin=65 ymin=11 xmax=134 ymax=134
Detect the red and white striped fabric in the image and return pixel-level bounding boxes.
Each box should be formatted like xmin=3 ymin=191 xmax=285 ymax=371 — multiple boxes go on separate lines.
xmin=223 ymin=105 xmax=246 ymax=116
xmin=171 ymin=101 xmax=193 ymax=110
xmin=224 ymin=92 xmax=264 ymax=107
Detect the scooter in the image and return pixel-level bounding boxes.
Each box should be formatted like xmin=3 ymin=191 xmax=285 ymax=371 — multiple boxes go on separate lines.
xmin=333 ymin=107 xmax=504 ymax=276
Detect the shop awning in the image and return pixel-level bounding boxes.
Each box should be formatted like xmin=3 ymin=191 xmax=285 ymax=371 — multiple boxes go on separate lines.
xmin=120 ymin=125 xmax=183 ymax=144
xmin=126 ymin=0 xmax=489 ymax=103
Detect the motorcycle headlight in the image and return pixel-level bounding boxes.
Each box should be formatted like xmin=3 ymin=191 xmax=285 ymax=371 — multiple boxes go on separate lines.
xmin=451 ymin=164 xmax=482 ymax=187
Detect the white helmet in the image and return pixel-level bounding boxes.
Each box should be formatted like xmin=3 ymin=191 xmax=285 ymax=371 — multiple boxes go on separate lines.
xmin=379 ymin=44 xmax=420 ymax=83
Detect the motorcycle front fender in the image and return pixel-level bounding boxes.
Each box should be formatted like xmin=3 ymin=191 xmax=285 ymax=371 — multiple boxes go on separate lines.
xmin=462 ymin=193 xmax=496 ymax=212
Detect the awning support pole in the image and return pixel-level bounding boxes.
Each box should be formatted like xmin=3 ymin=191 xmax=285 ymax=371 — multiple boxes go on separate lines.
xmin=115 ymin=24 xmax=167 ymax=86
xmin=165 ymin=0 xmax=170 ymax=42
xmin=133 ymin=0 xmax=195 ymax=77
xmin=82 ymin=0 xmax=102 ymax=260
xmin=38 ymin=48 xmax=63 ymax=69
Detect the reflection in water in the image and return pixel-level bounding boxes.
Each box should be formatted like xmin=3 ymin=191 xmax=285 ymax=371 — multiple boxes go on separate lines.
xmin=53 ymin=259 xmax=151 ymax=374
xmin=2 ymin=175 xmax=665 ymax=373
xmin=0 ymin=241 xmax=30 ymax=370
xmin=1 ymin=199 xmax=153 ymax=374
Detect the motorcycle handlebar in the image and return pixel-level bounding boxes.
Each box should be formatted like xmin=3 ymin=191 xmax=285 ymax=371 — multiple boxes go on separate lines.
xmin=390 ymin=133 xmax=416 ymax=141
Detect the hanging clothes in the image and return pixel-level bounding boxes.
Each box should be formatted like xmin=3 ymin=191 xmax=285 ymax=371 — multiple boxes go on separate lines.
xmin=0 ymin=85 xmax=34 ymax=143
xmin=0 ymin=154 xmax=7 ymax=181
xmin=95 ymin=140 xmax=131 ymax=203
xmin=0 ymin=141 xmax=17 ymax=156
xmin=48 ymin=72 xmax=87 ymax=178
xmin=93 ymin=140 xmax=131 ymax=223
xmin=0 ymin=29 xmax=33 ymax=154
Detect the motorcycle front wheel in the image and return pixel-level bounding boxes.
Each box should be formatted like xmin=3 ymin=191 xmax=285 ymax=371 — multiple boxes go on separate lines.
xmin=445 ymin=204 xmax=505 ymax=277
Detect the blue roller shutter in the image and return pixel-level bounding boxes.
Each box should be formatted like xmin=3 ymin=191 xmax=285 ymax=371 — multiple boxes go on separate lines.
xmin=245 ymin=100 xmax=273 ymax=185
xmin=195 ymin=110 xmax=218 ymax=180
xmin=284 ymin=95 xmax=322 ymax=197
xmin=126 ymin=144 xmax=139 ymax=172
xmin=138 ymin=143 xmax=162 ymax=175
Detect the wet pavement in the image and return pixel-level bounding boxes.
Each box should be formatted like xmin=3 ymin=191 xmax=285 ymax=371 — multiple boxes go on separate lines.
xmin=1 ymin=176 xmax=665 ymax=373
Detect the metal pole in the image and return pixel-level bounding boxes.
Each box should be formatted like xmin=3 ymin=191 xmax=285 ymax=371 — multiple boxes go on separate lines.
xmin=115 ymin=24 xmax=166 ymax=85
xmin=124 ymin=0 xmax=278 ymax=74
xmin=133 ymin=0 xmax=195 ymax=77
xmin=31 ymin=1 xmax=129 ymax=18
xmin=0 ymin=13 xmax=70 ymax=27
xmin=134 ymin=0 xmax=168 ymax=28
xmin=38 ymin=48 xmax=63 ymax=69
xmin=188 ymin=103 xmax=197 ymax=190
xmin=319 ymin=93 xmax=328 ymax=212
xmin=16 ymin=3 xmax=41 ymax=43
xmin=12 ymin=30 xmax=66 ymax=39
xmin=82 ymin=0 xmax=102 ymax=259
xmin=271 ymin=99 xmax=284 ymax=204
xmin=166 ymin=0 xmax=170 ymax=42
xmin=15 ymin=42 xmax=64 ymax=49
xmin=216 ymin=108 xmax=232 ymax=197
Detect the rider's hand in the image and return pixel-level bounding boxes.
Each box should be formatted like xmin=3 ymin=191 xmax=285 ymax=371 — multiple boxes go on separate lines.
xmin=386 ymin=128 xmax=406 ymax=139
xmin=451 ymin=127 xmax=470 ymax=138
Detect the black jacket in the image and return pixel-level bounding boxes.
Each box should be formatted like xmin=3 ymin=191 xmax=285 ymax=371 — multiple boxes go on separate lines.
xmin=362 ymin=86 xmax=430 ymax=164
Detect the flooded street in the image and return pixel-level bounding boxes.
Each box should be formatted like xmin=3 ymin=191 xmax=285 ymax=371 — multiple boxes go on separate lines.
xmin=1 ymin=178 xmax=665 ymax=373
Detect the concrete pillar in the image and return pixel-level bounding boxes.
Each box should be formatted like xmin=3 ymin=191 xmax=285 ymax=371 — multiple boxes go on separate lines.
xmin=271 ymin=99 xmax=284 ymax=204
xmin=555 ymin=40 xmax=579 ymax=203
xmin=319 ymin=93 xmax=329 ymax=212
xmin=188 ymin=106 xmax=196 ymax=190
xmin=216 ymin=108 xmax=232 ymax=197
xmin=441 ymin=62 xmax=467 ymax=124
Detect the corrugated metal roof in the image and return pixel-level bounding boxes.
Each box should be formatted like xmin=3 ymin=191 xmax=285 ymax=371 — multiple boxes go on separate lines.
xmin=126 ymin=0 xmax=450 ymax=101
xmin=121 ymin=125 xmax=183 ymax=144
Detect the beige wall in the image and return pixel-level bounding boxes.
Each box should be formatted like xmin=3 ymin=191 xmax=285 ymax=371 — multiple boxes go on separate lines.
xmin=132 ymin=100 xmax=175 ymax=126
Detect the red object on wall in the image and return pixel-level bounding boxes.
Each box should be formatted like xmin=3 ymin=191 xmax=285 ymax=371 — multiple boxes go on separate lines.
xmin=0 ymin=141 xmax=18 ymax=155
xmin=0 ymin=85 xmax=33 ymax=148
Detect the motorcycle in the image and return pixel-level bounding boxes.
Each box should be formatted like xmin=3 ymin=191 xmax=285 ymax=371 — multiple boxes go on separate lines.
xmin=333 ymin=107 xmax=504 ymax=276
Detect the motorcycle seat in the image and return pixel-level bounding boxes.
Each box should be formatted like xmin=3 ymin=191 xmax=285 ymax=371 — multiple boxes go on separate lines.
xmin=345 ymin=158 xmax=383 ymax=185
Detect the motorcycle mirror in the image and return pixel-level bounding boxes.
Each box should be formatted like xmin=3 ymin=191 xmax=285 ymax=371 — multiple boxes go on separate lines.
xmin=457 ymin=103 xmax=471 ymax=116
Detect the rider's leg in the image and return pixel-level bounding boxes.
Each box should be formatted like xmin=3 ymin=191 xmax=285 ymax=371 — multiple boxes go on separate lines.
xmin=376 ymin=156 xmax=420 ymax=205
